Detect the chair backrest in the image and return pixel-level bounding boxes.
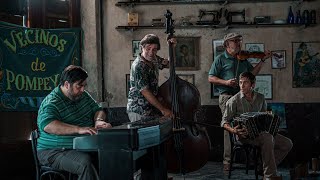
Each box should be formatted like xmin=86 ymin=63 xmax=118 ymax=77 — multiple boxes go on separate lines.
xmin=31 ymin=129 xmax=41 ymax=180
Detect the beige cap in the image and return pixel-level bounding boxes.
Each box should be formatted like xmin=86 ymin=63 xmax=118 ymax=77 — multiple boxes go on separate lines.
xmin=223 ymin=32 xmax=242 ymax=42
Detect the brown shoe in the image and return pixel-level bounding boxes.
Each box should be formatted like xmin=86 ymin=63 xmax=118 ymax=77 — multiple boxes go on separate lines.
xmin=223 ymin=164 xmax=231 ymax=171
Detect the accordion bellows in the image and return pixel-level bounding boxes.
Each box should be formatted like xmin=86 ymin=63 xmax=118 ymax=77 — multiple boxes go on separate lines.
xmin=233 ymin=112 xmax=280 ymax=140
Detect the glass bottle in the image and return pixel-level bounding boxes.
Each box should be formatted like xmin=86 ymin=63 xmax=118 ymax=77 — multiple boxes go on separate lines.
xmin=295 ymin=10 xmax=301 ymax=24
xmin=287 ymin=6 xmax=295 ymax=24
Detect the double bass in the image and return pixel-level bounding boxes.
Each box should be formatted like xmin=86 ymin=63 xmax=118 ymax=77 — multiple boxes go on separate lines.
xmin=158 ymin=10 xmax=211 ymax=174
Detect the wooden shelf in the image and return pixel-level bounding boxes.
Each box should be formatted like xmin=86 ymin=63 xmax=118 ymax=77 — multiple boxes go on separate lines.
xmin=116 ymin=0 xmax=308 ymax=7
xmin=116 ymin=23 xmax=316 ymax=30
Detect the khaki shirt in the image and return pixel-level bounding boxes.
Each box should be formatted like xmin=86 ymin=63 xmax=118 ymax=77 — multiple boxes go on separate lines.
xmin=221 ymin=91 xmax=267 ymax=127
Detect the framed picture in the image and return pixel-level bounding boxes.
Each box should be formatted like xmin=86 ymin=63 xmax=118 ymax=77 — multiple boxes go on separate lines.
xmin=254 ymin=74 xmax=272 ymax=100
xmin=125 ymin=74 xmax=130 ymax=97
xmin=212 ymin=39 xmax=224 ymax=60
xmin=245 ymin=43 xmax=264 ymax=64
xmin=271 ymin=50 xmax=286 ymax=69
xmin=177 ymin=74 xmax=195 ymax=85
xmin=292 ymin=42 xmax=320 ymax=88
xmin=132 ymin=40 xmax=140 ymax=57
xmin=130 ymin=60 xmax=134 ymax=69
xmin=267 ymin=102 xmax=287 ymax=129
xmin=210 ymin=83 xmax=220 ymax=99
xmin=175 ymin=37 xmax=200 ymax=71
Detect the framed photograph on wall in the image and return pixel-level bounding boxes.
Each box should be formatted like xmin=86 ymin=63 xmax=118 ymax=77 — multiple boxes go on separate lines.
xmin=267 ymin=102 xmax=287 ymax=129
xmin=271 ymin=50 xmax=286 ymax=69
xmin=212 ymin=39 xmax=224 ymax=60
xmin=132 ymin=40 xmax=140 ymax=57
xmin=292 ymin=41 xmax=320 ymax=88
xmin=254 ymin=74 xmax=272 ymax=100
xmin=177 ymin=74 xmax=195 ymax=85
xmin=245 ymin=43 xmax=264 ymax=64
xmin=126 ymin=74 xmax=130 ymax=97
xmin=175 ymin=37 xmax=200 ymax=71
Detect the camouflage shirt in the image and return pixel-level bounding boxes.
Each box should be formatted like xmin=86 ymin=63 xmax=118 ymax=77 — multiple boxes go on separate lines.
xmin=127 ymin=54 xmax=166 ymax=116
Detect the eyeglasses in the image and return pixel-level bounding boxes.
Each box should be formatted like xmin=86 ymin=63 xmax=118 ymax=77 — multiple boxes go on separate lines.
xmin=229 ymin=39 xmax=243 ymax=43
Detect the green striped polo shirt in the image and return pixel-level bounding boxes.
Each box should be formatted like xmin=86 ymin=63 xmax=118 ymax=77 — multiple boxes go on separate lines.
xmin=37 ymin=86 xmax=102 ymax=150
xmin=209 ymin=51 xmax=254 ymax=95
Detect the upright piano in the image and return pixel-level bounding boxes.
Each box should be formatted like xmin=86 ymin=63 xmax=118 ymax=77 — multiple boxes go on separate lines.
xmin=73 ymin=118 xmax=172 ymax=180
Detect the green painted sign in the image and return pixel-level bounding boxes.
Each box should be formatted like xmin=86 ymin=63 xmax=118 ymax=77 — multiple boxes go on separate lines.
xmin=0 ymin=21 xmax=81 ymax=111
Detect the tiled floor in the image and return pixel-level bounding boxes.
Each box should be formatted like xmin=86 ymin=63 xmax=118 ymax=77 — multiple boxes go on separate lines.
xmin=168 ymin=161 xmax=320 ymax=180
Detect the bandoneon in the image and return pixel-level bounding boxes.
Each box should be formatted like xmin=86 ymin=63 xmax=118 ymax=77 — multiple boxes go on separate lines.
xmin=233 ymin=112 xmax=280 ymax=140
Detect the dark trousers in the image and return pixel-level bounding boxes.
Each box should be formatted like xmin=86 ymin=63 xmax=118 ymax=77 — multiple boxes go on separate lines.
xmin=38 ymin=149 xmax=99 ymax=180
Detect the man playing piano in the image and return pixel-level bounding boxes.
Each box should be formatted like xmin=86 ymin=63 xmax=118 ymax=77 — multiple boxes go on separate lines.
xmin=37 ymin=65 xmax=112 ymax=180
xmin=221 ymin=71 xmax=292 ymax=179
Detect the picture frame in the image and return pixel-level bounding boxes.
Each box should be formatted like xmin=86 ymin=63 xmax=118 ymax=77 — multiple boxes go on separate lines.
xmin=126 ymin=74 xmax=130 ymax=97
xmin=212 ymin=39 xmax=224 ymax=60
xmin=132 ymin=40 xmax=140 ymax=57
xmin=175 ymin=37 xmax=200 ymax=71
xmin=177 ymin=74 xmax=195 ymax=85
xmin=292 ymin=41 xmax=320 ymax=88
xmin=254 ymin=74 xmax=272 ymax=100
xmin=267 ymin=102 xmax=287 ymax=129
xmin=245 ymin=43 xmax=265 ymax=64
xmin=210 ymin=83 xmax=220 ymax=99
xmin=271 ymin=50 xmax=286 ymax=69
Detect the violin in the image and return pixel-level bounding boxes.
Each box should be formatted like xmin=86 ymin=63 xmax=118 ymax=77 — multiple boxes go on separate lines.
xmin=236 ymin=51 xmax=266 ymax=60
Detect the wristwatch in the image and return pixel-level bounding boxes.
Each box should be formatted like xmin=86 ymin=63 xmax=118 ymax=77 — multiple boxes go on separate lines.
xmin=96 ymin=117 xmax=105 ymax=122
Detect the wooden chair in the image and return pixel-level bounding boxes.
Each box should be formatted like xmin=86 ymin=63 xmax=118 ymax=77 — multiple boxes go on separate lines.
xmin=228 ymin=131 xmax=261 ymax=180
xmin=31 ymin=129 xmax=73 ymax=180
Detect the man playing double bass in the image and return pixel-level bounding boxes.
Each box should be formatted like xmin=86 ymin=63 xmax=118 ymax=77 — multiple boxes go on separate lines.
xmin=127 ymin=34 xmax=176 ymax=122
xmin=208 ymin=32 xmax=271 ymax=172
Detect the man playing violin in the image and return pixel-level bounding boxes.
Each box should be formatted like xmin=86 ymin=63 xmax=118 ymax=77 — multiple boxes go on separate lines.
xmin=208 ymin=32 xmax=271 ymax=171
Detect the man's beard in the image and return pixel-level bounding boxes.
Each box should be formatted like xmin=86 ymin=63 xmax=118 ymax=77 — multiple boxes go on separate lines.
xmin=67 ymin=88 xmax=82 ymax=101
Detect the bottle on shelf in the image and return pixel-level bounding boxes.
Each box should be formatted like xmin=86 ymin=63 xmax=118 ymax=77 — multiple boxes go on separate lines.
xmin=295 ymin=10 xmax=301 ymax=24
xmin=310 ymin=10 xmax=316 ymax=24
xmin=302 ymin=10 xmax=310 ymax=25
xmin=287 ymin=6 xmax=295 ymax=24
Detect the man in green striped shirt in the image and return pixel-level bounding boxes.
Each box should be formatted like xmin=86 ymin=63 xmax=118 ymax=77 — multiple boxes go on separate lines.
xmin=37 ymin=65 xmax=112 ymax=180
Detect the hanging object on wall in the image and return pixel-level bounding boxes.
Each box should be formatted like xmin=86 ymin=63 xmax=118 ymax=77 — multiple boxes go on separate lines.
xmin=0 ymin=21 xmax=81 ymax=111
xmin=292 ymin=42 xmax=320 ymax=88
